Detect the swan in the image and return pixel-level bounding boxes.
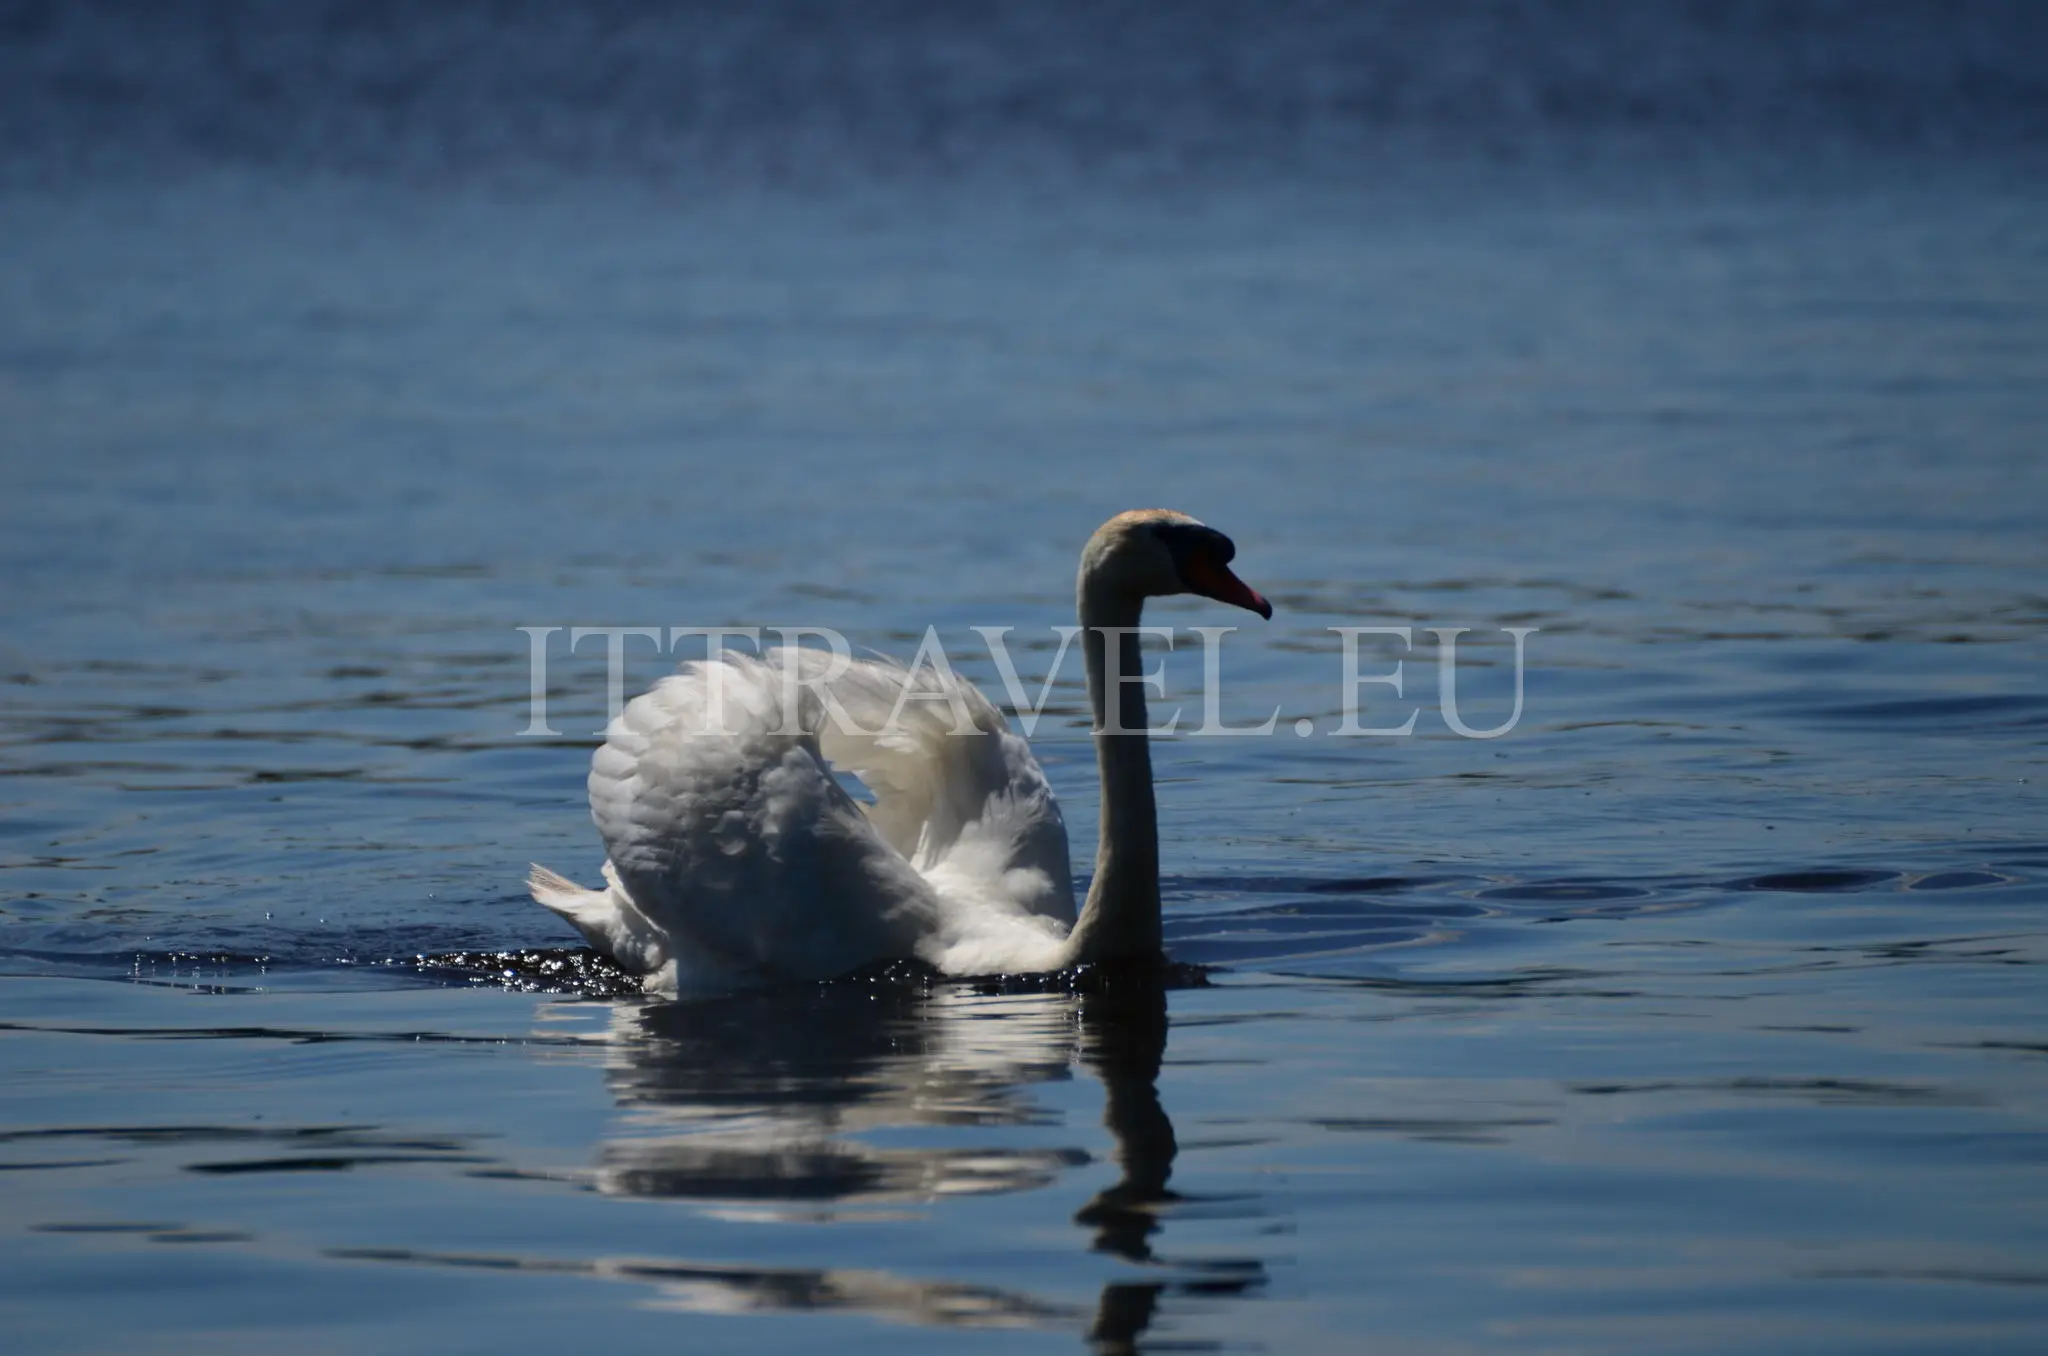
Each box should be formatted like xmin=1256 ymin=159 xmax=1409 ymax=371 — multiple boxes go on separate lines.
xmin=527 ymin=509 xmax=1270 ymax=994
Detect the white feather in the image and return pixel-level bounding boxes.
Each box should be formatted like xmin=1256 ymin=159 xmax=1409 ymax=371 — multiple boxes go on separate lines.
xmin=531 ymin=647 xmax=1077 ymax=992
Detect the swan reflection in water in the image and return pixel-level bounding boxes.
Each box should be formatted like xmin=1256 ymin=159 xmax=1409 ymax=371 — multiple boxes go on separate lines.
xmin=580 ymin=969 xmax=1263 ymax=1348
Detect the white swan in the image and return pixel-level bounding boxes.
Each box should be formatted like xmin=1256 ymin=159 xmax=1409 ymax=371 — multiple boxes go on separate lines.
xmin=527 ymin=509 xmax=1270 ymax=994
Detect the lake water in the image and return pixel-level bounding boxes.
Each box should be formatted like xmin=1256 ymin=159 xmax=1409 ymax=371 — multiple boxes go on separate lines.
xmin=3 ymin=3 xmax=2046 ymax=1351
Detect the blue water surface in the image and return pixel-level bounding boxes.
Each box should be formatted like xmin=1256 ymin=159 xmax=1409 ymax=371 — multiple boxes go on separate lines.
xmin=2 ymin=4 xmax=2046 ymax=1352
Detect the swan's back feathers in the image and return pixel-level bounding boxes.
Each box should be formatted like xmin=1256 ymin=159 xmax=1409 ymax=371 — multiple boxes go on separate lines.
xmin=781 ymin=647 xmax=1074 ymax=926
xmin=559 ymin=648 xmax=1076 ymax=987
xmin=585 ymin=654 xmax=938 ymax=983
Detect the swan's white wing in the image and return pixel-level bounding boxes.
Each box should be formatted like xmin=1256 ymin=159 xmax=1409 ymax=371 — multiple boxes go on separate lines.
xmin=586 ymin=655 xmax=940 ymax=984
xmin=775 ymin=648 xmax=1074 ymax=909
xmin=545 ymin=647 xmax=1077 ymax=987
xmin=771 ymin=646 xmax=1077 ymax=974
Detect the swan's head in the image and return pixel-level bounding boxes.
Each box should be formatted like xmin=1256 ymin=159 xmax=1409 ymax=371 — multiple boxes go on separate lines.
xmin=1081 ymin=509 xmax=1273 ymax=619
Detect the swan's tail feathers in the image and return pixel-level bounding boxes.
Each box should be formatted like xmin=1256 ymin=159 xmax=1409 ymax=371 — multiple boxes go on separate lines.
xmin=526 ymin=861 xmax=671 ymax=978
xmin=527 ymin=862 xmax=597 ymax=912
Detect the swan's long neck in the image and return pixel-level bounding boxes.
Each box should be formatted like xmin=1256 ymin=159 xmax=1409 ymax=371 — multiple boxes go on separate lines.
xmin=1066 ymin=575 xmax=1163 ymax=964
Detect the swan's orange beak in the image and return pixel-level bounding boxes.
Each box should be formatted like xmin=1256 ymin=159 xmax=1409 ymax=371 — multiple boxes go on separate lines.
xmin=1183 ymin=556 xmax=1273 ymax=620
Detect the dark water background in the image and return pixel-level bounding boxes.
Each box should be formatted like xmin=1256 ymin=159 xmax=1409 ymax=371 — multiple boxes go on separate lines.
xmin=3 ymin=3 xmax=2046 ymax=1351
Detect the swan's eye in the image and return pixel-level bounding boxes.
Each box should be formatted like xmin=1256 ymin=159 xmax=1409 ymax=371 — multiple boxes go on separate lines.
xmin=1155 ymin=521 xmax=1234 ymax=572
